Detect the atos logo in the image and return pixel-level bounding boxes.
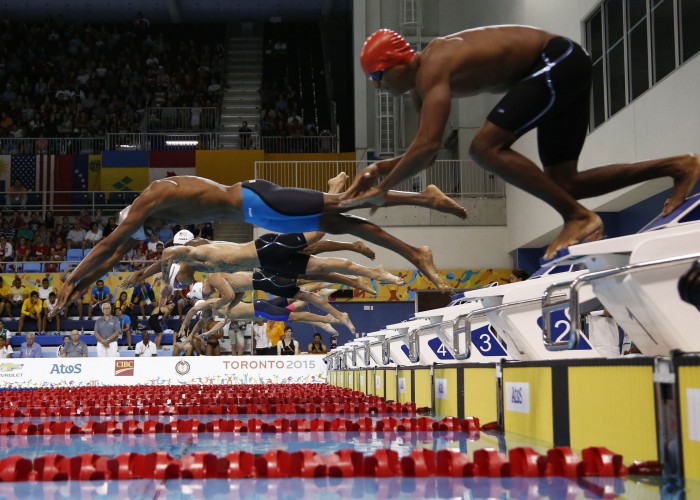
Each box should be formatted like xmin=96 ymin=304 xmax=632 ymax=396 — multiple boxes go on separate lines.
xmin=50 ymin=364 xmax=82 ymax=375
xmin=511 ymin=387 xmax=523 ymax=404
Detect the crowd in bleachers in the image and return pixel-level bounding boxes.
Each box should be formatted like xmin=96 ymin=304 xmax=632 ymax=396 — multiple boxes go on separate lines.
xmin=0 ymin=14 xmax=226 ymax=153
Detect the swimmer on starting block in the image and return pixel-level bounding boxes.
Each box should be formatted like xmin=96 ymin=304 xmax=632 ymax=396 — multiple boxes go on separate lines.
xmin=341 ymin=27 xmax=700 ymax=260
xmin=51 ymin=173 xmax=465 ymax=314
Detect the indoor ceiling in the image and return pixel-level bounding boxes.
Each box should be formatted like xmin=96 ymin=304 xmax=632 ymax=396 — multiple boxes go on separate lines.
xmin=0 ymin=0 xmax=336 ymax=23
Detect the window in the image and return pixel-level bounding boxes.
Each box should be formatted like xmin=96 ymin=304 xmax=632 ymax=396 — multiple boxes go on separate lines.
xmin=585 ymin=0 xmax=693 ymax=129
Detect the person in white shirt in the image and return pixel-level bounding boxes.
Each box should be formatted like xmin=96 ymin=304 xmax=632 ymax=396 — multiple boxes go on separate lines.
xmin=135 ymin=331 xmax=158 ymax=357
xmin=0 ymin=337 xmax=13 ymax=358
xmin=252 ymin=319 xmax=272 ymax=355
xmin=587 ymin=309 xmax=622 ymax=358
xmin=66 ymin=222 xmax=86 ymax=249
xmin=83 ymin=222 xmax=103 ymax=250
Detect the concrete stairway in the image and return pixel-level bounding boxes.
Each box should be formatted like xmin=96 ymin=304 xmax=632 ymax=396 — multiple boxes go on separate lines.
xmin=219 ymin=34 xmax=263 ymax=149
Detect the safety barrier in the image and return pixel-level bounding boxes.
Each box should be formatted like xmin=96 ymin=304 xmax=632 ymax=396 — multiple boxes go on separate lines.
xmin=0 ymin=446 xmax=644 ymax=481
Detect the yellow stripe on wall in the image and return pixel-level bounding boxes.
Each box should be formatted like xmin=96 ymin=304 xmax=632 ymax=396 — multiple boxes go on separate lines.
xmin=385 ymin=370 xmax=397 ymax=402
xmin=414 ymin=368 xmax=432 ymax=409
xmin=464 ymin=366 xmax=498 ymax=423
xmin=569 ymin=365 xmax=657 ymax=462
xmin=397 ymin=369 xmax=413 ymax=405
xmin=503 ymin=366 xmax=553 ymax=444
xmin=679 ymin=365 xmax=700 ymax=481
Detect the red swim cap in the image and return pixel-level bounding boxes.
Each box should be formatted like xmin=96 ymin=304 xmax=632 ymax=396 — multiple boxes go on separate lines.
xmin=360 ymin=29 xmax=415 ymax=75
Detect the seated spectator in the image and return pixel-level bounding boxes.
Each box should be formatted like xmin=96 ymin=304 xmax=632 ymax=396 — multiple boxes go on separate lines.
xmin=102 ymin=217 xmax=118 ymax=238
xmin=135 ymin=331 xmax=157 ymax=357
xmin=48 ymin=235 xmax=67 ymax=263
xmin=66 ymin=221 xmax=86 ymax=249
xmin=53 ymin=224 xmax=67 ymax=242
xmin=44 ymin=211 xmax=56 ymax=230
xmin=77 ymin=209 xmax=92 ymax=231
xmin=20 ymin=332 xmax=42 ymax=358
xmin=35 ymin=224 xmax=51 ymax=245
xmin=13 ymin=237 xmax=31 ymax=263
xmin=146 ymin=232 xmax=163 ymax=254
xmin=44 ymin=291 xmax=62 ymax=333
xmin=0 ymin=236 xmax=13 ymax=271
xmin=9 ymin=276 xmax=26 ymax=318
xmin=16 ymin=224 xmax=35 ymax=243
xmin=27 ymin=212 xmax=42 ymax=232
xmin=0 ymin=319 xmax=11 ymax=341
xmin=37 ymin=278 xmax=55 ymax=304
xmin=131 ymin=281 xmax=155 ymax=318
xmin=56 ymin=335 xmax=70 ymax=357
xmin=131 ymin=245 xmax=147 ymax=271
xmin=0 ymin=336 xmax=13 ymax=358
xmin=307 ymin=333 xmax=328 ymax=354
xmin=155 ymin=225 xmax=174 ymax=248
xmin=7 ymin=179 xmax=28 ymax=206
xmin=277 ymin=326 xmax=300 ymax=356
xmin=94 ymin=302 xmax=121 ymax=357
xmin=88 ymin=279 xmax=112 ymax=319
xmin=18 ymin=291 xmax=44 ymax=334
xmin=0 ymin=220 xmax=16 ymax=241
xmin=58 ymin=329 xmax=88 ymax=358
xmin=31 ymin=236 xmax=50 ymax=262
xmin=83 ymin=221 xmax=103 ymax=249
xmin=0 ymin=279 xmax=11 ymax=317
xmin=147 ymin=242 xmax=164 ymax=261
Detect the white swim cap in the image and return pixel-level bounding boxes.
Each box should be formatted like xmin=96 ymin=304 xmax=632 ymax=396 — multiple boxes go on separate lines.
xmin=173 ymin=229 xmax=195 ymax=245
xmin=169 ymin=263 xmax=182 ymax=289
xmin=187 ymin=282 xmax=204 ymax=300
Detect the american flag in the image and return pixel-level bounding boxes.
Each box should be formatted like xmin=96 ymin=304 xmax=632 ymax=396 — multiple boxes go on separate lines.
xmin=10 ymin=155 xmax=57 ymax=204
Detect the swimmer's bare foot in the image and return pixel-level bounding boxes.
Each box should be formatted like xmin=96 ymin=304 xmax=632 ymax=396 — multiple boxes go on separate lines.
xmin=375 ymin=265 xmax=405 ymax=285
xmin=663 ymin=154 xmax=700 ymax=216
xmin=311 ymin=321 xmax=338 ymax=336
xmin=352 ymin=240 xmax=376 ymax=260
xmin=327 ymin=172 xmax=348 ymax=194
xmin=425 ymin=185 xmax=468 ymax=219
xmin=348 ymin=276 xmax=376 ymax=295
xmin=339 ymin=187 xmax=387 ymax=208
xmin=339 ymin=312 xmax=356 ymax=334
xmin=415 ymin=246 xmax=448 ymax=292
xmin=544 ymin=212 xmax=604 ymax=261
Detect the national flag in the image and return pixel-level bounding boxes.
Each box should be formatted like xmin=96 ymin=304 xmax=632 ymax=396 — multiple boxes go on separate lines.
xmin=0 ymin=155 xmax=11 ymax=193
xmin=88 ymin=154 xmax=102 ymax=191
xmin=102 ymin=151 xmax=149 ymax=168
xmin=196 ymin=150 xmax=261 ymax=184
xmin=10 ymin=154 xmax=57 ymax=204
xmin=148 ymin=150 xmax=196 ymax=182
xmin=100 ymin=168 xmax=150 ymax=192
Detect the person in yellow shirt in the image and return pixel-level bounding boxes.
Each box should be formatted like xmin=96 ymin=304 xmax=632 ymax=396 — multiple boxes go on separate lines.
xmin=19 ymin=291 xmax=44 ymax=334
xmin=266 ymin=320 xmax=286 ymax=348
xmin=0 ymin=276 xmax=12 ymax=318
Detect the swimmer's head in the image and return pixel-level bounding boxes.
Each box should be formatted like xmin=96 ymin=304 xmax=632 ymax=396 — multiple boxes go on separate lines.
xmin=173 ymin=229 xmax=195 ymax=246
xmin=360 ymin=29 xmax=415 ymax=76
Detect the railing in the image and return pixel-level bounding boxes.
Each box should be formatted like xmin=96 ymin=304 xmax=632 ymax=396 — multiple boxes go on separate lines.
xmin=145 ymin=107 xmax=219 ymax=132
xmin=0 ymin=133 xmax=339 ymax=153
xmin=0 ymin=258 xmax=163 ymax=274
xmin=0 ymin=190 xmax=140 ymax=215
xmin=254 ymin=159 xmax=506 ymax=197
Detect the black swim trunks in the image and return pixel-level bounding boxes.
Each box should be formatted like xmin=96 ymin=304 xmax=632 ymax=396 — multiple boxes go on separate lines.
xmin=254 ymin=297 xmax=294 ymax=321
xmin=255 ymin=233 xmax=311 ymax=277
xmin=252 ymin=268 xmax=301 ymax=299
xmin=486 ymin=37 xmax=593 ymax=167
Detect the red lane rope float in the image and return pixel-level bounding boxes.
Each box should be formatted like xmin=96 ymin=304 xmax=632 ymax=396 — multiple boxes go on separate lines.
xmin=0 ymin=401 xmax=416 ymax=417
xmin=0 ymin=416 xmax=481 ymax=435
xmin=0 ymin=446 xmax=640 ymax=481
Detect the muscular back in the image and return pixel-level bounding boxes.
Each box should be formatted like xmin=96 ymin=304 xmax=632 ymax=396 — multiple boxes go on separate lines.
xmin=418 ymin=25 xmax=557 ymax=96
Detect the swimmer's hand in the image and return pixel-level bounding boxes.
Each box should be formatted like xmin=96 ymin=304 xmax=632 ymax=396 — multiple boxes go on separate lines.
xmin=339 ymin=165 xmax=380 ymax=206
xmin=120 ymin=273 xmax=141 ymax=289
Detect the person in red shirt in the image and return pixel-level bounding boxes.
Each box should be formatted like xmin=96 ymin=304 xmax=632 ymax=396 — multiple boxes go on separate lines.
xmin=13 ymin=237 xmax=31 ymax=262
xmin=31 ymin=236 xmax=50 ymax=262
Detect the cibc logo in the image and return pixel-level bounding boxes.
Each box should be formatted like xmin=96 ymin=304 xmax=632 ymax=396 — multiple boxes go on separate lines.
xmin=114 ymin=360 xmax=135 ymax=376
xmin=50 ymin=364 xmax=82 ymax=375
